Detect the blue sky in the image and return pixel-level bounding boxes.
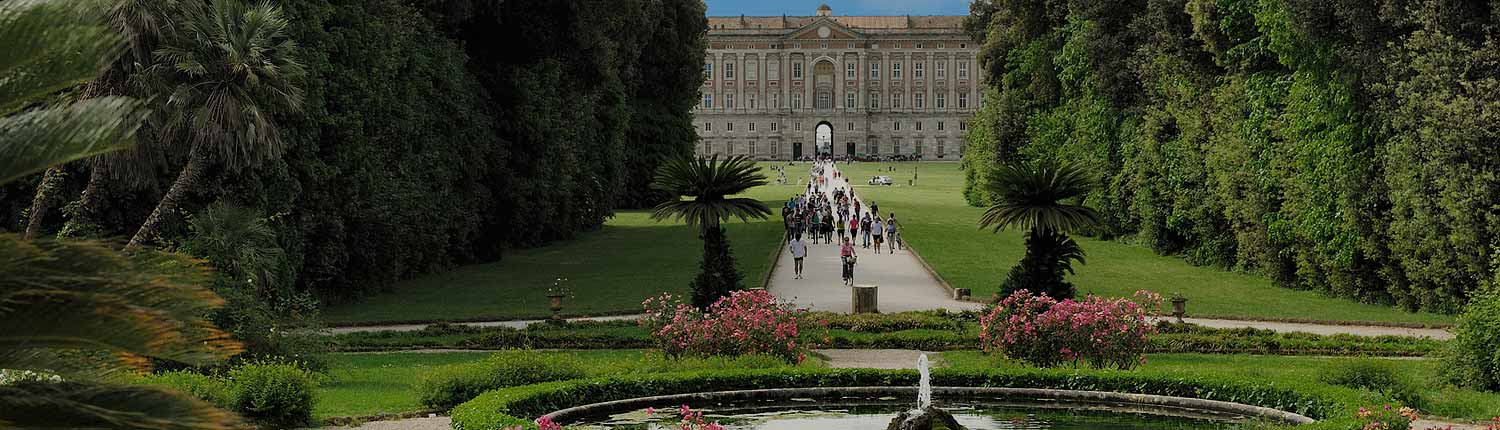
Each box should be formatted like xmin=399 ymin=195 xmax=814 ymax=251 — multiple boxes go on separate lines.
xmin=705 ymin=0 xmax=970 ymax=16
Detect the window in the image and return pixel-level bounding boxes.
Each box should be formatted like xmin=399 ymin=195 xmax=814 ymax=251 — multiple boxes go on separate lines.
xmin=958 ymin=60 xmax=969 ymax=79
xmin=959 ymin=121 xmax=968 ymax=131
xmin=936 ymin=93 xmax=946 ymax=109
xmin=820 ymin=42 xmax=827 ymax=49
xmin=704 ymin=62 xmax=713 ymax=80
xmin=702 ymin=94 xmax=713 ymax=109
xmin=794 ymin=121 xmax=802 ymax=131
xmin=749 ymin=141 xmax=756 ymax=154
xmin=769 ymin=62 xmax=780 ymax=80
xmin=724 ymin=61 xmax=735 ymax=80
xmin=869 ymin=61 xmax=881 ymax=79
xmin=914 ymin=62 xmax=924 ymax=79
xmin=937 ymin=121 xmax=945 ymax=131
xmin=845 ymin=92 xmax=855 ymax=108
xmin=746 ymin=61 xmax=758 ymax=80
xmin=868 ymin=141 xmax=878 ymax=154
xmin=914 ymin=92 xmax=925 ymax=109
xmin=793 ymin=61 xmax=804 ymax=79
xmin=704 ymin=122 xmax=712 ymax=131
xmin=916 ymin=43 xmax=924 ymax=49
xmin=869 ymin=92 xmax=880 ymax=109
xmin=817 ymin=91 xmax=831 ymax=109
xmin=915 ymin=121 xmax=923 ymax=131
xmin=770 ymin=122 xmax=779 ymax=131
xmin=726 ymin=142 xmax=734 ymax=154
xmin=846 ymin=62 xmax=856 ymax=79
xmin=727 ymin=122 xmax=734 ymax=132
xmin=890 ymin=92 xmax=902 ymax=109
xmin=915 ymin=140 xmax=924 ymax=154
xmin=847 ymin=42 xmax=855 ymax=48
xmin=893 ymin=121 xmax=901 ymax=131
xmin=847 ymin=122 xmax=855 ymax=131
xmin=893 ymin=138 xmax=902 ymax=153
xmin=725 ymin=94 xmax=735 ymax=110
xmin=891 ymin=61 xmax=903 ymax=79
xmin=958 ymin=92 xmax=969 ymax=109
xmin=791 ymin=92 xmax=802 ymax=109
xmin=749 ymin=122 xmax=756 ymax=132
xmin=771 ymin=93 xmax=780 ymax=109
xmin=936 ymin=61 xmax=946 ymax=79
xmin=937 ymin=140 xmax=945 ymax=156
xmin=748 ymin=94 xmax=757 ymax=109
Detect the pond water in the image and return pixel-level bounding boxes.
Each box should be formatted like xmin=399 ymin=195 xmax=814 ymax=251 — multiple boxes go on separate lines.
xmin=568 ymin=400 xmax=1241 ymax=430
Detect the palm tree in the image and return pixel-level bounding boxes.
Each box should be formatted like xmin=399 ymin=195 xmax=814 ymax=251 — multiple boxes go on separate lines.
xmin=1 ymin=1 xmax=243 ymax=428
xmin=978 ymin=159 xmax=1101 ymax=299
xmin=650 ymin=155 xmax=772 ymax=308
xmin=22 ymin=0 xmax=179 ymax=240
xmin=127 ymin=0 xmax=305 ymax=249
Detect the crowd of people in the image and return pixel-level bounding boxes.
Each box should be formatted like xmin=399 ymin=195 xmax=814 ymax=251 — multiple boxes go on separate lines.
xmin=781 ymin=161 xmax=903 ymax=286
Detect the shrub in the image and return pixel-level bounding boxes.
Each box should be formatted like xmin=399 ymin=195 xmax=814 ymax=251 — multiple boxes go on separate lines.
xmin=640 ymin=290 xmax=825 ymax=363
xmin=1443 ymin=289 xmax=1500 ymax=391
xmin=979 ymin=290 xmax=1160 ymax=369
xmin=138 ymin=371 xmax=231 ymax=409
xmin=417 ymin=350 xmax=587 ymax=410
xmin=1354 ymin=404 xmax=1420 ymax=430
xmin=227 ymin=362 xmax=317 ymax=428
xmin=1320 ymin=360 xmax=1426 ymax=409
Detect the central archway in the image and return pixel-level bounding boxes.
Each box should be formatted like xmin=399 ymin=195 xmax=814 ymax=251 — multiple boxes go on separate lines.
xmin=815 ymin=121 xmax=833 ymax=157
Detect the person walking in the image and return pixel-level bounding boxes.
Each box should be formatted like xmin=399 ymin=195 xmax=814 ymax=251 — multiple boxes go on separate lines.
xmin=840 ymin=237 xmax=857 ymax=286
xmin=869 ymin=201 xmax=879 ymax=221
xmin=861 ymin=213 xmax=873 ymax=248
xmin=848 ymin=215 xmax=860 ymax=248
xmin=789 ymin=233 xmax=808 ymax=279
xmin=871 ymin=217 xmax=885 ymax=254
xmin=886 ymin=214 xmax=900 ymax=253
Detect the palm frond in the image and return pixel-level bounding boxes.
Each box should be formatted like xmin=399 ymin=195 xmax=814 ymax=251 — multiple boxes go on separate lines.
xmin=979 ymin=159 xmax=1102 ymax=233
xmin=0 ymin=0 xmax=124 ymax=115
xmin=0 ymin=96 xmax=145 ymax=184
xmin=650 ymin=155 xmax=772 ymax=231
xmin=0 ymin=381 xmax=244 ymax=430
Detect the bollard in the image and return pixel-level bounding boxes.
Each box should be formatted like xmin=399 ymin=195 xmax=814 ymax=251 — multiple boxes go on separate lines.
xmin=852 ymin=284 xmax=879 ymax=314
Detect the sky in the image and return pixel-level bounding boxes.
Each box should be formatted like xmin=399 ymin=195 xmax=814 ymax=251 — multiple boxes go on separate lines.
xmin=705 ymin=0 xmax=971 ymax=16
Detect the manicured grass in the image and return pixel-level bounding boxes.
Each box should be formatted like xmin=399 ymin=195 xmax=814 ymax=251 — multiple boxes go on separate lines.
xmin=941 ymin=351 xmax=1500 ymax=421
xmin=315 ymin=349 xmax=819 ymax=419
xmin=323 ymin=168 xmax=809 ymax=324
xmin=839 ymin=162 xmax=1451 ymax=325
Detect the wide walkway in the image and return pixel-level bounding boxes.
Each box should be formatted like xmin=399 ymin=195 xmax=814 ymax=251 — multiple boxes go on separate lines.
xmin=767 ymin=162 xmax=983 ymax=314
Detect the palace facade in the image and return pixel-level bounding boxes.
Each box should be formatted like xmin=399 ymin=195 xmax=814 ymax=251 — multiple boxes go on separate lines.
xmin=696 ymin=4 xmax=981 ymax=160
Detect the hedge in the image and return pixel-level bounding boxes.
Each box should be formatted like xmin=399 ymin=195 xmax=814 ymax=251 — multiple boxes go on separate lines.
xmin=448 ymin=367 xmax=1382 ymax=430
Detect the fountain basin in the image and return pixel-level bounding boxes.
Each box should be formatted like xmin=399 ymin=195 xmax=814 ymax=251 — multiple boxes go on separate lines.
xmin=541 ymin=386 xmax=1316 ymax=426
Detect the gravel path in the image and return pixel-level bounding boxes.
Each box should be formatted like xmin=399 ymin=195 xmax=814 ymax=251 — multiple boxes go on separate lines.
xmin=1175 ymin=317 xmax=1452 ymax=340
xmin=816 ymin=349 xmax=937 ymax=369
xmin=316 ymin=416 xmax=449 ymax=430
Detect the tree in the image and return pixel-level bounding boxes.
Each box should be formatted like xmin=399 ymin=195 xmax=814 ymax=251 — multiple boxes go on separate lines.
xmin=128 ymin=0 xmax=305 ymax=249
xmin=979 ymin=159 xmax=1101 ymax=299
xmin=0 ymin=0 xmax=243 ymax=427
xmin=649 ymin=155 xmax=772 ymax=308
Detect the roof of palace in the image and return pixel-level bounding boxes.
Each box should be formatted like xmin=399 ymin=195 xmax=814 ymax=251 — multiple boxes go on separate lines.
xmin=706 ymin=15 xmax=965 ymax=31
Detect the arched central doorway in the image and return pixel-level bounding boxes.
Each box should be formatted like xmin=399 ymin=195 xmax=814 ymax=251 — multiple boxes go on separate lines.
xmin=815 ymin=121 xmax=832 ymax=157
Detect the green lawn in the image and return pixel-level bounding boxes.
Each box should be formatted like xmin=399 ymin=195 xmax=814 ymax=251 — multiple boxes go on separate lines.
xmin=323 ymin=169 xmax=809 ymax=324
xmin=840 ymin=162 xmax=1451 ymax=325
xmin=942 ymin=351 xmax=1500 ymax=420
xmin=315 ymin=349 xmax=819 ymax=419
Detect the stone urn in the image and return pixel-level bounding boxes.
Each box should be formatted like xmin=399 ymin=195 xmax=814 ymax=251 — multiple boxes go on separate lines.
xmin=547 ymin=293 xmax=565 ymax=321
xmin=887 ymin=406 xmax=966 ymax=430
xmin=1171 ymin=294 xmax=1188 ymax=323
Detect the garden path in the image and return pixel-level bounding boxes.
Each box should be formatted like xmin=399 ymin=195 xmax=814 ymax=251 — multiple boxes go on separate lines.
xmin=767 ymin=162 xmax=984 ymax=314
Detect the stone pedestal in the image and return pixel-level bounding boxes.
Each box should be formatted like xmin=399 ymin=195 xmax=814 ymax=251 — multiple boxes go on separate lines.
xmin=852 ymin=284 xmax=879 ymax=314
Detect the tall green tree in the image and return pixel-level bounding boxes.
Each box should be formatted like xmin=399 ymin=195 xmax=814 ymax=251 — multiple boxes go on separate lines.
xmin=979 ymin=160 xmax=1101 ymax=299
xmin=0 ymin=0 xmax=242 ymax=427
xmin=128 ymin=0 xmax=305 ymax=249
xmin=649 ymin=155 xmax=771 ymax=308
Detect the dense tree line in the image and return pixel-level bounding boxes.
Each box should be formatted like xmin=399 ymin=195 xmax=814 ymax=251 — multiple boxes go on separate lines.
xmin=963 ymin=0 xmax=1500 ymax=313
xmin=3 ymin=0 xmax=707 ymax=302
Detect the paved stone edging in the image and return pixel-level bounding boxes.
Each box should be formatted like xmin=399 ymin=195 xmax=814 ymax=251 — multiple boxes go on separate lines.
xmin=539 ymin=386 xmax=1316 ymax=425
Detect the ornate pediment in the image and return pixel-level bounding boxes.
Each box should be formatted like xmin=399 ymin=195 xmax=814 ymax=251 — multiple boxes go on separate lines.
xmin=785 ymin=17 xmax=865 ymax=41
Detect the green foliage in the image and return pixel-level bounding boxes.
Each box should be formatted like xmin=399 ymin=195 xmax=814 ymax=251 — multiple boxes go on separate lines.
xmin=139 ymin=371 xmax=233 ymax=409
xmin=651 ymin=155 xmax=772 ymax=307
xmin=961 ymin=0 xmax=1500 ymax=311
xmin=416 ymin=350 xmax=587 ymax=410
xmin=980 ymin=160 xmax=1100 ymax=299
xmin=1319 ymin=359 xmax=1426 ymax=409
xmin=449 ymin=367 xmax=1370 ymax=430
xmin=1443 ymin=288 xmax=1500 ymax=391
xmin=227 ymin=362 xmax=317 ymax=428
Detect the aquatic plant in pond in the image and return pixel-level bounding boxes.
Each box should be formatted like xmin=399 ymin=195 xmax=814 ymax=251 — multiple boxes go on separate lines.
xmin=979 ymin=290 xmax=1161 ymax=369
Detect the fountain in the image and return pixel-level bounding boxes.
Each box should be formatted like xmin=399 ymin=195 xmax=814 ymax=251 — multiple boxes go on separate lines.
xmin=886 ymin=354 xmax=967 ymax=430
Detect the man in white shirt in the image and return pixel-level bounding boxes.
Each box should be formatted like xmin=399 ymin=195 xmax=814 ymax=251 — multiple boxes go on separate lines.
xmin=789 ymin=233 xmax=808 ymax=279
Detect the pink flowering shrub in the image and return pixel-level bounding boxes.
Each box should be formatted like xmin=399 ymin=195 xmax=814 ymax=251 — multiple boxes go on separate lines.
xmin=978 ymin=290 xmax=1161 ymax=369
xmin=640 ymin=290 xmax=824 ymax=364
xmin=1356 ymin=404 xmax=1419 ymax=430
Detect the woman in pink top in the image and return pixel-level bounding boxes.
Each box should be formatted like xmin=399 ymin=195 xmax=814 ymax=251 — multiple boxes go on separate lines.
xmin=840 ymin=238 xmax=857 ymax=286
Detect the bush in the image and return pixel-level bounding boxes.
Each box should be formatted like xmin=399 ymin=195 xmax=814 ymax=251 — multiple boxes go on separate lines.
xmin=227 ymin=362 xmax=317 ymax=428
xmin=1354 ymin=404 xmax=1421 ymax=430
xmin=1444 ymin=289 xmax=1500 ymax=391
xmin=417 ymin=350 xmax=587 ymax=410
xmin=138 ymin=371 xmax=231 ymax=408
xmin=979 ymin=290 xmax=1160 ymax=369
xmin=1320 ymin=360 xmax=1426 ymax=409
xmin=640 ymin=290 xmax=825 ymax=363
xmin=812 ymin=310 xmax=970 ymax=332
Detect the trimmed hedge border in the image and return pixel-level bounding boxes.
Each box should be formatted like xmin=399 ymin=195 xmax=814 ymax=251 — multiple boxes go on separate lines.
xmin=448 ymin=367 xmax=1380 ymax=430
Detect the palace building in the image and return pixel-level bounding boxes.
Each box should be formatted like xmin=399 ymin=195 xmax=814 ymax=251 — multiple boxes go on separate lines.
xmin=695 ymin=4 xmax=981 ymax=160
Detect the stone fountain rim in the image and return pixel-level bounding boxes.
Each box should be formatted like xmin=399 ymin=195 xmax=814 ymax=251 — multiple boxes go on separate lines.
xmin=538 ymin=386 xmax=1317 ymax=425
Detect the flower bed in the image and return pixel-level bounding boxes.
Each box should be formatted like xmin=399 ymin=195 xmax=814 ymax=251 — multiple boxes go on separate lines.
xmin=640 ymin=290 xmax=824 ymax=363
xmin=979 ymin=290 xmax=1160 ymax=369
